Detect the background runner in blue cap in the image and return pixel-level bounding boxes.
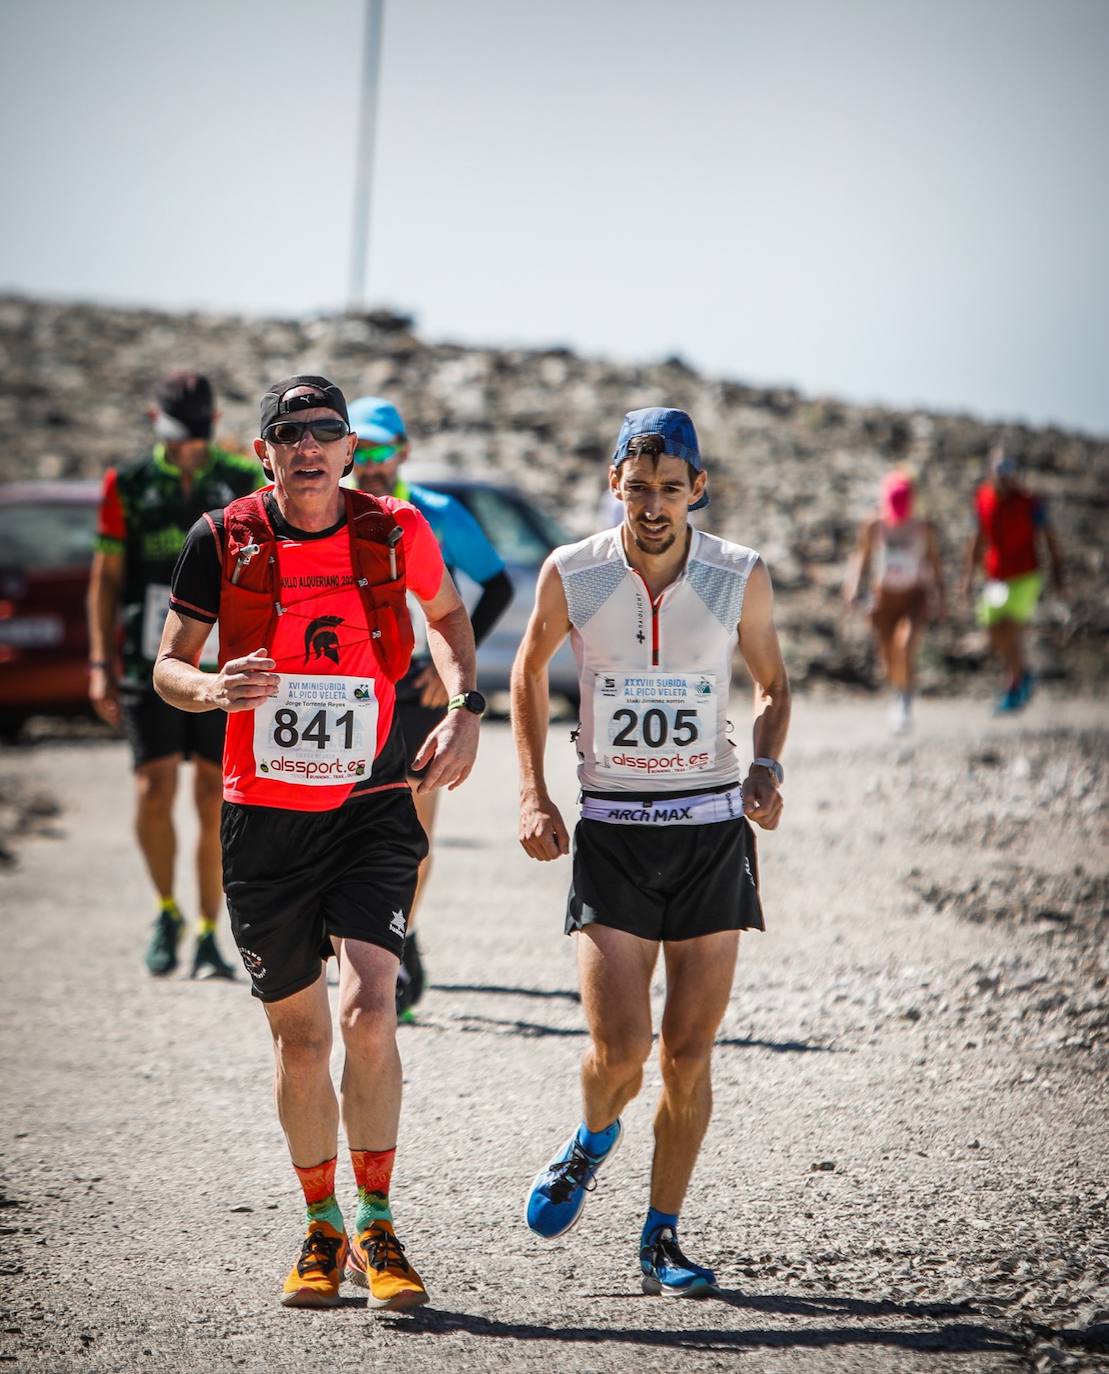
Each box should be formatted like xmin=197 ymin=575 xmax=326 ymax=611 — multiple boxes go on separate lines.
xmin=347 ymin=396 xmax=514 ymax=1016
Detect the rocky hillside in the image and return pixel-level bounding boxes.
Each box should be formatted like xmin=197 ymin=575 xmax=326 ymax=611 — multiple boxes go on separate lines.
xmin=2 ymin=294 xmax=1105 ymax=690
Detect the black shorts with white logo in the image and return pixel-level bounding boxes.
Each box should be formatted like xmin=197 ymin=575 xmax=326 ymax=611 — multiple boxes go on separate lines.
xmin=221 ymin=787 xmax=429 ymax=1002
xmin=120 ymin=685 xmax=226 ymax=770
xmin=566 ymin=813 xmax=764 ymax=942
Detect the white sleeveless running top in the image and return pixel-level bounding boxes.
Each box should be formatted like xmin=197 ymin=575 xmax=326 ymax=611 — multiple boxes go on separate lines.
xmin=554 ymin=526 xmax=759 ymax=792
xmin=873 ymin=518 xmax=929 ymax=592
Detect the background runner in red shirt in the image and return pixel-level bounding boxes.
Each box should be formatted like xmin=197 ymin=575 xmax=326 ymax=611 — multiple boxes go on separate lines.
xmin=962 ymin=445 xmax=1065 ymax=713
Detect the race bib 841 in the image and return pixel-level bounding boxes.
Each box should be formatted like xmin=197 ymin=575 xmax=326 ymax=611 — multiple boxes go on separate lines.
xmin=253 ymin=675 xmax=377 ymax=786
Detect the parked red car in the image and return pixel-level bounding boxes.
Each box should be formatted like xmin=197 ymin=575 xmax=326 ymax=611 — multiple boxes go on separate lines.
xmin=0 ymin=480 xmax=101 ymax=736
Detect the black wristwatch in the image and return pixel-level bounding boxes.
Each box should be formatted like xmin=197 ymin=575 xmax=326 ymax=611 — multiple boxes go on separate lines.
xmin=448 ymin=690 xmax=486 ymax=717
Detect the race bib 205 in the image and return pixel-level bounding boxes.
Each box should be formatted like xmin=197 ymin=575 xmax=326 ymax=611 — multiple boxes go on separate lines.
xmin=593 ymin=672 xmax=717 ymax=778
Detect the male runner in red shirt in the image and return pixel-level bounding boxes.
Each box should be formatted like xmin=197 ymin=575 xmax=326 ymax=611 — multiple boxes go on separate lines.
xmin=154 ymin=377 xmax=482 ymax=1311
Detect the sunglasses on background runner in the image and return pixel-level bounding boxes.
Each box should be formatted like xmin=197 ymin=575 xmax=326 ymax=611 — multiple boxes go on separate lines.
xmin=354 ymin=440 xmax=407 ymax=465
xmin=263 ymin=419 xmax=351 ymax=446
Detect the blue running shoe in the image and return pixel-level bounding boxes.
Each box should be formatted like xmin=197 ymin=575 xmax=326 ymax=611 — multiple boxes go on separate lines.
xmin=525 ymin=1122 xmax=622 ymax=1239
xmin=993 ymin=685 xmax=1023 ymax=715
xmin=1016 ymin=670 xmax=1035 ymax=707
xmin=640 ymin=1227 xmax=718 ymax=1297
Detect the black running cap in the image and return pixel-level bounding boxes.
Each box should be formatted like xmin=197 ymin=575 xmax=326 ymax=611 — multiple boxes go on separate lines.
xmin=156 ymin=370 xmax=214 ymax=440
xmin=260 ymin=375 xmax=349 ymax=433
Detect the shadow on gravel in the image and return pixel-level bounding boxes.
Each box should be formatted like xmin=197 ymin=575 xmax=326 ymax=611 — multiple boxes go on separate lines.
xmin=437 ymin=1011 xmax=835 ymax=1049
xmin=711 ymin=1291 xmax=978 ymax=1320
xmin=456 ymin=1014 xmax=588 ymax=1038
xmin=715 ymin=1036 xmax=837 ymax=1054
xmin=432 ymin=983 xmax=582 ymax=1003
xmin=390 ymin=1300 xmax=1017 ymax=1356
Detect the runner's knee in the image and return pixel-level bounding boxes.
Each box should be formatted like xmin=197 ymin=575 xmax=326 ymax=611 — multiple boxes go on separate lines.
xmin=658 ymin=1038 xmax=714 ymax=1095
xmin=590 ymin=1030 xmax=652 ymax=1081
xmin=194 ymin=765 xmax=222 ymax=811
xmin=135 ymin=765 xmax=176 ymax=815
xmin=272 ymin=1026 xmax=333 ymax=1075
xmin=338 ymin=996 xmax=396 ymax=1057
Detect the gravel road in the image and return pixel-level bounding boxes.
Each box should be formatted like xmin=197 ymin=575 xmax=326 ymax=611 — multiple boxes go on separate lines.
xmin=1 ymin=696 xmax=1106 ymax=1374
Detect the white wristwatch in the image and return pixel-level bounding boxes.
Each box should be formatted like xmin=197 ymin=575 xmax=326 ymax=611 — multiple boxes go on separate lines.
xmin=751 ymin=756 xmax=784 ymax=786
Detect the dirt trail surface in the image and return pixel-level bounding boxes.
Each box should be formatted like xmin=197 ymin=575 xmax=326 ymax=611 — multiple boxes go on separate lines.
xmin=1 ymin=697 xmax=1106 ymax=1374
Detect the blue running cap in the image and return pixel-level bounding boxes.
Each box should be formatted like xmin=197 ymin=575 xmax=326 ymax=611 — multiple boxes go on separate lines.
xmin=348 ymin=396 xmax=407 ymax=445
xmin=611 ymin=407 xmax=708 ymax=511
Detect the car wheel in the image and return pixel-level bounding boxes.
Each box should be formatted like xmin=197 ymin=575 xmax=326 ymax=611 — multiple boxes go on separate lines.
xmin=0 ymin=715 xmax=28 ymax=744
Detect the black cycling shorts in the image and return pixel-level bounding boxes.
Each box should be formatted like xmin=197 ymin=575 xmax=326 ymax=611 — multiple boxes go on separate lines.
xmin=221 ymin=787 xmax=429 ymax=1002
xmin=566 ymin=815 xmax=764 ymax=942
xmin=120 ymin=686 xmax=225 ymax=770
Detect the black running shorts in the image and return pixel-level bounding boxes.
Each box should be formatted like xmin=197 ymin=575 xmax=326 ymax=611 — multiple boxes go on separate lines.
xmin=120 ymin=686 xmax=226 ymax=770
xmin=396 ymin=699 xmax=446 ymax=776
xmin=566 ymin=815 xmax=764 ymax=942
xmin=221 ymin=787 xmax=429 ymax=1002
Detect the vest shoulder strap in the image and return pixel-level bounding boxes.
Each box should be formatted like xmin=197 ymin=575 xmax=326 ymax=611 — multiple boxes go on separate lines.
xmin=342 ymin=487 xmax=402 ymax=547
xmin=221 ymin=490 xmax=278 ymax=593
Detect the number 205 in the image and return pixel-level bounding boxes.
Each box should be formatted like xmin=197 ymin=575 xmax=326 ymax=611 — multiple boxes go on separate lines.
xmin=610 ymin=707 xmax=699 ymax=749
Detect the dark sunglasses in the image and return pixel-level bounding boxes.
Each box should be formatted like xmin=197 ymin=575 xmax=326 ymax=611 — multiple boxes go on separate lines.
xmin=263 ymin=419 xmax=350 ymax=446
xmin=354 ymin=440 xmax=406 ymax=465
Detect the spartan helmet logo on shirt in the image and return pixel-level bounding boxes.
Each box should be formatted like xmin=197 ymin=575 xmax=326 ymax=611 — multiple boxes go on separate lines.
xmin=304 ymin=616 xmax=344 ymax=665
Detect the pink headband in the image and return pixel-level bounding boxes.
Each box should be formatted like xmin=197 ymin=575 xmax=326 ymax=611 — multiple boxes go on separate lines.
xmin=881 ymin=473 xmax=914 ymax=525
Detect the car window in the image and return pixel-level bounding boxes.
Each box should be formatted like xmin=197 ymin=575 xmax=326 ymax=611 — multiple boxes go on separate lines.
xmin=526 ymin=501 xmax=573 ymax=550
xmin=0 ymin=501 xmax=98 ymax=571
xmin=460 ymin=488 xmax=571 ymax=566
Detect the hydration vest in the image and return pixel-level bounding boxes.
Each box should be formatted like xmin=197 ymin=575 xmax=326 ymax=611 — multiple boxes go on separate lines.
xmin=215 ymin=487 xmax=414 ymax=682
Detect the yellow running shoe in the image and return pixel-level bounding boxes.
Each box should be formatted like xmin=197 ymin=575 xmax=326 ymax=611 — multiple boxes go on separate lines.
xmin=346 ymin=1220 xmax=428 ymax=1310
xmin=280 ymin=1220 xmax=349 ymax=1308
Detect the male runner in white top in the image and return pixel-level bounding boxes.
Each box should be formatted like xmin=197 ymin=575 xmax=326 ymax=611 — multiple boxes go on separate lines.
xmin=512 ymin=407 xmax=790 ymax=1296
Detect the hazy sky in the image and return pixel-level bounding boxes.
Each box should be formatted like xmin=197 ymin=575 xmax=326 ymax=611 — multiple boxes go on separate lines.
xmin=3 ymin=0 xmax=1107 ymax=434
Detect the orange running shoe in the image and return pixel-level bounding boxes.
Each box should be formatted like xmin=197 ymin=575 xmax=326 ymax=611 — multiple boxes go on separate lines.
xmin=346 ymin=1220 xmax=428 ymax=1310
xmin=280 ymin=1220 xmax=349 ymax=1308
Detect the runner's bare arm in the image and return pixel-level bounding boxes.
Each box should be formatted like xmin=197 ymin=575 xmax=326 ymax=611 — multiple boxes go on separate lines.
xmin=152 ymin=609 xmax=278 ymax=714
xmin=1042 ymin=522 xmax=1065 ymax=592
xmin=736 ymin=559 xmax=790 ymax=831
xmin=843 ymin=518 xmax=876 ymax=605
xmin=409 ymin=570 xmax=480 ymax=793
xmin=87 ymin=549 xmax=123 ymax=725
xmin=511 ymin=556 xmax=573 ymax=861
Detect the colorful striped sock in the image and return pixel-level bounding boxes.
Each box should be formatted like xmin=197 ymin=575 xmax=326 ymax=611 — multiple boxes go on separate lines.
xmin=351 ymin=1147 xmax=395 ymax=1232
xmin=294 ymin=1156 xmax=345 ymax=1233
